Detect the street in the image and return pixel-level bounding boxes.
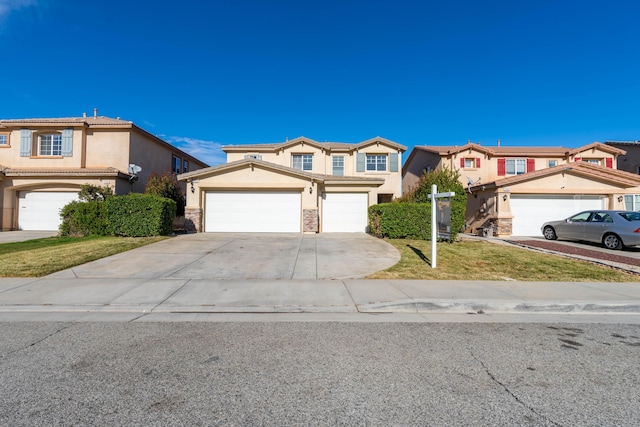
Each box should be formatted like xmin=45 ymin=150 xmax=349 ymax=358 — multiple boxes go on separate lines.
xmin=1 ymin=321 xmax=639 ymax=426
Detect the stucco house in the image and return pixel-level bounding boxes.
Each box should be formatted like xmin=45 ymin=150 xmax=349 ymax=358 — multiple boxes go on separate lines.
xmin=403 ymin=141 xmax=640 ymax=236
xmin=178 ymin=136 xmax=406 ymax=233
xmin=0 ymin=112 xmax=207 ymax=231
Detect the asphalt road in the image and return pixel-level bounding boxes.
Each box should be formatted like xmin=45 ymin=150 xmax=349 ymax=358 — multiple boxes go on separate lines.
xmin=1 ymin=322 xmax=639 ymax=426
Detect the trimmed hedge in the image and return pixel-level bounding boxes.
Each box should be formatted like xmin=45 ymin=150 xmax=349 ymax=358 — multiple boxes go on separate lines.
xmin=59 ymin=200 xmax=109 ymax=236
xmin=369 ymin=197 xmax=465 ymax=241
xmin=105 ymin=194 xmax=176 ymax=237
xmin=60 ymin=194 xmax=176 ymax=237
xmin=369 ymin=203 xmax=431 ymax=240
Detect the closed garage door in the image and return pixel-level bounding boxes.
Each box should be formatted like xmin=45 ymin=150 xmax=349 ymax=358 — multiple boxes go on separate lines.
xmin=510 ymin=195 xmax=605 ymax=236
xmin=322 ymin=193 xmax=368 ymax=232
xmin=205 ymin=191 xmax=301 ymax=232
xmin=19 ymin=191 xmax=79 ymax=231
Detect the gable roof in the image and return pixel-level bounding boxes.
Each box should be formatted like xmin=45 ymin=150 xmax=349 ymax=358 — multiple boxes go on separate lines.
xmin=410 ymin=141 xmax=622 ymax=158
xmin=222 ymin=136 xmax=406 ymax=153
xmin=473 ymin=162 xmax=640 ymax=190
xmin=178 ymin=158 xmax=385 ymax=186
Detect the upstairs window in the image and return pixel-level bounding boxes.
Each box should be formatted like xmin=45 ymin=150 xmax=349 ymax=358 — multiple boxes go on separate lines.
xmin=292 ymin=154 xmax=313 ymax=171
xmin=332 ymin=156 xmax=344 ymax=176
xmin=172 ymin=155 xmax=182 ymax=174
xmin=498 ymin=158 xmax=534 ymax=176
xmin=460 ymin=157 xmax=480 ymax=168
xmin=244 ymin=154 xmax=262 ymax=160
xmin=0 ymin=133 xmax=8 ymax=147
xmin=548 ymin=160 xmax=557 ymax=167
xmin=366 ymin=154 xmax=386 ymax=171
xmin=183 ymin=160 xmax=189 ymax=173
xmin=38 ymin=134 xmax=62 ymax=156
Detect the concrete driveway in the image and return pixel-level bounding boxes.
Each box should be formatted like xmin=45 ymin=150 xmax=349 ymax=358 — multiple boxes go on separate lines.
xmin=49 ymin=233 xmax=401 ymax=280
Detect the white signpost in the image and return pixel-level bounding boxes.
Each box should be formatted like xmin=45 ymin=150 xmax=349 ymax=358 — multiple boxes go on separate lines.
xmin=428 ymin=184 xmax=455 ymax=269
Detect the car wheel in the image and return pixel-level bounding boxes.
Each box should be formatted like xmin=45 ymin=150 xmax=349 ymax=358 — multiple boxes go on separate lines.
xmin=603 ymin=233 xmax=623 ymax=250
xmin=543 ymin=226 xmax=557 ymax=240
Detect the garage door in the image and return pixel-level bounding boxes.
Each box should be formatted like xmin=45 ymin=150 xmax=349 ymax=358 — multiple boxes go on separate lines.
xmin=510 ymin=195 xmax=605 ymax=236
xmin=322 ymin=193 xmax=368 ymax=232
xmin=205 ymin=191 xmax=301 ymax=232
xmin=19 ymin=191 xmax=79 ymax=231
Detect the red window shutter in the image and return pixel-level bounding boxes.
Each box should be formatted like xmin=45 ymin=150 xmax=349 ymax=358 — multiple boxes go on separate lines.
xmin=606 ymin=158 xmax=613 ymax=168
xmin=475 ymin=158 xmax=481 ymax=168
xmin=498 ymin=158 xmax=506 ymax=176
xmin=460 ymin=158 xmax=465 ymax=168
xmin=526 ymin=158 xmax=535 ymax=172
xmin=574 ymin=157 xmax=581 ymax=162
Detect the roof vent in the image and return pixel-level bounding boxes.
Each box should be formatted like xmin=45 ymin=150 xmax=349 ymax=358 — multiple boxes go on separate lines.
xmin=82 ymin=112 xmax=87 ymax=118
xmin=93 ymin=108 xmax=98 ymax=118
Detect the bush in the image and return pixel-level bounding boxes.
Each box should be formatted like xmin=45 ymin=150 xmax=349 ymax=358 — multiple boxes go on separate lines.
xmin=145 ymin=172 xmax=185 ymax=216
xmin=369 ymin=203 xmax=431 ymax=239
xmin=78 ymin=184 xmax=114 ymax=202
xmin=59 ymin=200 xmax=109 ymax=236
xmin=105 ymin=194 xmax=176 ymax=237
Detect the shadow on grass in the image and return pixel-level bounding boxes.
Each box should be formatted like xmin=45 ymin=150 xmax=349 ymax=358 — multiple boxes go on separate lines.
xmin=407 ymin=244 xmax=432 ymax=267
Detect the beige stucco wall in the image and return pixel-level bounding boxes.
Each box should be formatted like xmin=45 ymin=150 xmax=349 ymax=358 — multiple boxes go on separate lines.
xmin=1 ymin=128 xmax=86 ymax=168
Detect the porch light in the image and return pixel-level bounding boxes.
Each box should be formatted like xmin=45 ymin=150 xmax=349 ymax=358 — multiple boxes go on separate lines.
xmin=618 ymin=196 xmax=624 ymax=203
xmin=190 ymin=181 xmax=195 ymax=193
xmin=502 ymin=194 xmax=508 ymax=202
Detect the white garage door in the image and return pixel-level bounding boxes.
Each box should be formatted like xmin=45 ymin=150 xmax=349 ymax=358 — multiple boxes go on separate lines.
xmin=322 ymin=193 xmax=368 ymax=232
xmin=205 ymin=191 xmax=301 ymax=232
xmin=510 ymin=195 xmax=605 ymax=236
xmin=19 ymin=191 xmax=79 ymax=231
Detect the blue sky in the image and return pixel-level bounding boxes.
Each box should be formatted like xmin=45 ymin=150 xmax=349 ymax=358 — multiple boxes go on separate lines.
xmin=1 ymin=0 xmax=639 ymax=166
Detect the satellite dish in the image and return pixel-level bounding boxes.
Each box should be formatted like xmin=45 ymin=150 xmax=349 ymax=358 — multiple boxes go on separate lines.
xmin=128 ymin=164 xmax=142 ymax=174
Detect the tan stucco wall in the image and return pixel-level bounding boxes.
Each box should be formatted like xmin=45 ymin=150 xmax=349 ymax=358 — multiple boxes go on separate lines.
xmin=227 ymin=141 xmax=403 ymax=200
xmin=1 ymin=128 xmax=86 ymax=168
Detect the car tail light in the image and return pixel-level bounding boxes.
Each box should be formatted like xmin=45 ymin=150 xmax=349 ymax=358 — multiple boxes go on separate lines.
xmin=634 ymin=228 xmax=640 ymax=233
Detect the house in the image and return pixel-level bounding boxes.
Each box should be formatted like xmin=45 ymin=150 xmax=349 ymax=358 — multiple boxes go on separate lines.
xmin=0 ymin=112 xmax=208 ymax=231
xmin=178 ymin=136 xmax=406 ymax=233
xmin=403 ymin=141 xmax=640 ymax=236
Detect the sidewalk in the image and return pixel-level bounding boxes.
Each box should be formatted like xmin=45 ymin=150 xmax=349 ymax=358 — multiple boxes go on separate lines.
xmin=1 ymin=276 xmax=639 ymax=322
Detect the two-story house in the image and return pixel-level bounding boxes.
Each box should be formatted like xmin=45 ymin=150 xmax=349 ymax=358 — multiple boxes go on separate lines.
xmin=403 ymin=141 xmax=640 ymax=237
xmin=178 ymin=136 xmax=406 ymax=233
xmin=0 ymin=112 xmax=207 ymax=231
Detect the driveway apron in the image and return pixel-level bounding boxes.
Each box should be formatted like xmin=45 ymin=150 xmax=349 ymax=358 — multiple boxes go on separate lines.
xmin=50 ymin=233 xmax=400 ymax=280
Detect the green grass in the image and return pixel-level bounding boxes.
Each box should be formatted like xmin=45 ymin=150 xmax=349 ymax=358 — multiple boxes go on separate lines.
xmin=367 ymin=239 xmax=640 ymax=282
xmin=0 ymin=235 xmax=167 ymax=277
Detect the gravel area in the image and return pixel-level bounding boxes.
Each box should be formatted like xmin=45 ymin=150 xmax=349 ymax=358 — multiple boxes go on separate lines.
xmin=513 ymin=240 xmax=640 ymax=267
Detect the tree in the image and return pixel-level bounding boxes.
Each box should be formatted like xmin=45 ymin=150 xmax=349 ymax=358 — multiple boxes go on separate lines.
xmin=144 ymin=172 xmax=185 ymax=216
xmin=399 ymin=166 xmax=467 ymax=240
xmin=78 ymin=183 xmax=114 ymax=202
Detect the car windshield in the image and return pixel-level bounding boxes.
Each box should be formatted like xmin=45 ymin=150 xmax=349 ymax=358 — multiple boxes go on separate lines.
xmin=617 ymin=212 xmax=640 ymax=221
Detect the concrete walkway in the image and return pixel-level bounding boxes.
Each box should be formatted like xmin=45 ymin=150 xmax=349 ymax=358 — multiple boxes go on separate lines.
xmin=1 ymin=232 xmax=639 ymax=323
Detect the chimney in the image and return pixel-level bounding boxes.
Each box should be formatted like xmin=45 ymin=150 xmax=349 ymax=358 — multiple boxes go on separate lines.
xmin=82 ymin=112 xmax=86 ymax=118
xmin=497 ymin=139 xmax=501 ymax=146
xmin=93 ymin=108 xmax=98 ymax=118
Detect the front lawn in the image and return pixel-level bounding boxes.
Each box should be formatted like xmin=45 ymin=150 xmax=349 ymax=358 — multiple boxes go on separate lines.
xmin=0 ymin=236 xmax=167 ymax=277
xmin=367 ymin=239 xmax=640 ymax=282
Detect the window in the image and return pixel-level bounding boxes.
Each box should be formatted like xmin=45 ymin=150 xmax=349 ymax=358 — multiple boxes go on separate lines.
xmin=460 ymin=157 xmax=480 ymax=168
xmin=0 ymin=133 xmax=8 ymax=147
xmin=38 ymin=134 xmax=62 ymax=156
xmin=292 ymin=154 xmax=312 ymax=171
xmin=183 ymin=160 xmax=189 ymax=173
xmin=332 ymin=156 xmax=344 ymax=176
xmin=505 ymin=159 xmax=526 ymax=175
xmin=244 ymin=154 xmax=262 ymax=160
xmin=583 ymin=158 xmax=601 ymax=165
xmin=548 ymin=160 xmax=557 ymax=167
xmin=366 ymin=154 xmax=386 ymax=171
xmin=624 ymin=195 xmax=640 ymax=211
xmin=172 ymin=155 xmax=182 ymax=174
xmin=569 ymin=211 xmax=591 ymax=222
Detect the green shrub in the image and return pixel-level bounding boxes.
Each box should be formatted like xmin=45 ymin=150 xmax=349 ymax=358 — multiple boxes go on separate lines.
xmin=105 ymin=194 xmax=176 ymax=237
xmin=145 ymin=172 xmax=185 ymax=216
xmin=78 ymin=184 xmax=114 ymax=202
xmin=369 ymin=203 xmax=431 ymax=239
xmin=59 ymin=200 xmax=109 ymax=236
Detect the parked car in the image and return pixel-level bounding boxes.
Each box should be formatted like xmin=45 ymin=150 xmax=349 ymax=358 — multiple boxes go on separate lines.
xmin=541 ymin=210 xmax=640 ymax=250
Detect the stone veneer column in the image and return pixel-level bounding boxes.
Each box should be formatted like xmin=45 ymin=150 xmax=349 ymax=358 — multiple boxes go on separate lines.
xmin=303 ymin=208 xmax=319 ymax=233
xmin=184 ymin=207 xmax=202 ymax=233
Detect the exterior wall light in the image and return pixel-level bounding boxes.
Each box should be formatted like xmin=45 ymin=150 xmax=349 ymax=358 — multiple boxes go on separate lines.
xmin=502 ymin=194 xmax=508 ymax=202
xmin=618 ymin=195 xmax=624 ymax=203
xmin=190 ymin=181 xmax=195 ymax=193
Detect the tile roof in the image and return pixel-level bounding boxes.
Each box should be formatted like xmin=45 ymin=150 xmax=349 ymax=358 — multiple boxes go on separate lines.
xmin=0 ymin=116 xmax=133 ymax=128
xmin=476 ymin=162 xmax=640 ymax=189
xmin=178 ymin=158 xmax=385 ymax=185
xmin=1 ymin=167 xmax=125 ymax=177
xmin=223 ymin=136 xmax=407 ymax=152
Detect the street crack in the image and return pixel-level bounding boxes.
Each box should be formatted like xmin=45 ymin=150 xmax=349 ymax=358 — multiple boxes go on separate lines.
xmin=1 ymin=323 xmax=76 ymax=359
xmin=471 ymin=351 xmax=562 ymax=427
